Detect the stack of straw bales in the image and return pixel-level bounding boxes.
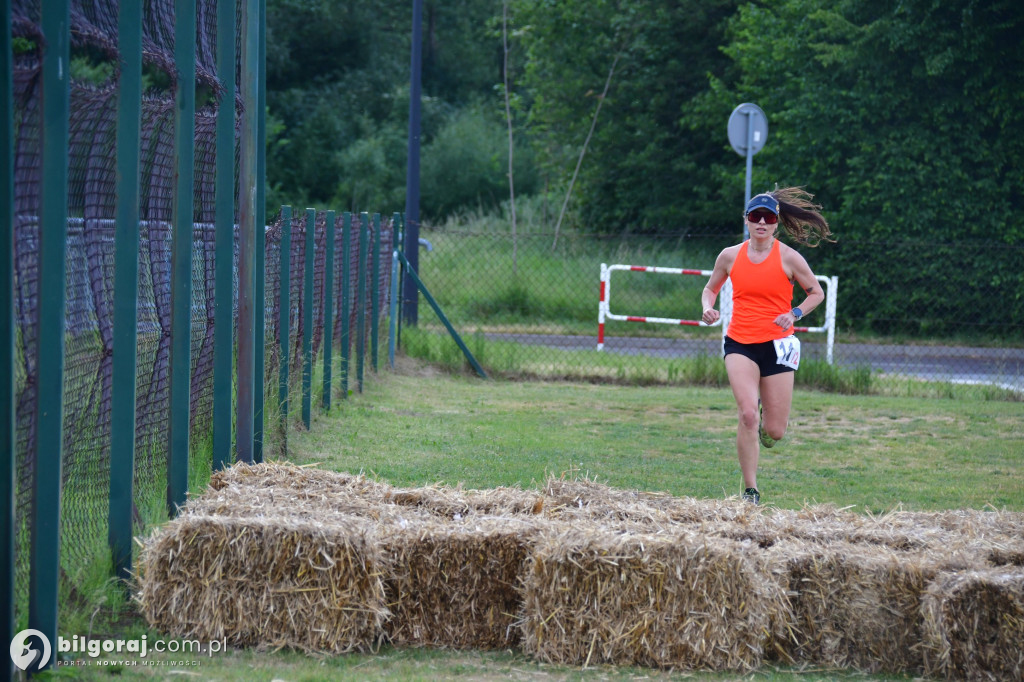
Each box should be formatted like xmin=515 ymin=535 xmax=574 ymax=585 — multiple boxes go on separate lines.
xmin=135 ymin=462 xmax=1024 ymax=678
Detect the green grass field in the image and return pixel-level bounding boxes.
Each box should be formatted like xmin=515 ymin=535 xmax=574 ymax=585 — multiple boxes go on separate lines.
xmin=291 ymin=356 xmax=1023 ymax=513
xmin=57 ymin=354 xmax=1023 ymax=681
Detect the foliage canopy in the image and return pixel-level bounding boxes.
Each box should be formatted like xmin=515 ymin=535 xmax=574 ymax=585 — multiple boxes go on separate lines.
xmin=264 ymin=0 xmax=1024 ymax=336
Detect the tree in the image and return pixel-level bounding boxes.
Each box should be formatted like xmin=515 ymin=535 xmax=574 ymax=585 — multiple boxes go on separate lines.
xmin=265 ymin=0 xmax=509 ymax=213
xmin=711 ymin=0 xmax=1024 ymax=334
xmin=513 ymin=0 xmax=742 ymax=233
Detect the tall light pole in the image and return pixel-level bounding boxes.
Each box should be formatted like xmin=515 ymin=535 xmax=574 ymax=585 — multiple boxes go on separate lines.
xmin=402 ymin=0 xmax=423 ymax=325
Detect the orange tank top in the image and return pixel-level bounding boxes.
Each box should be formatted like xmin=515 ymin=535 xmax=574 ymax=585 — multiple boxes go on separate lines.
xmin=726 ymin=240 xmax=794 ymax=344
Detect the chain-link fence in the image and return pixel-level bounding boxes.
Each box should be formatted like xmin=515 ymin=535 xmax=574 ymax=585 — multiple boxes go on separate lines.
xmin=7 ymin=0 xmax=394 ymax=639
xmin=407 ymin=226 xmax=1023 ymax=397
xmin=11 ymin=207 xmax=392 ymax=624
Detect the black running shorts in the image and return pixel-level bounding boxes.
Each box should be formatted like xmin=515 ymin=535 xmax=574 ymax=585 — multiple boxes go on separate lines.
xmin=723 ymin=335 xmax=796 ymax=377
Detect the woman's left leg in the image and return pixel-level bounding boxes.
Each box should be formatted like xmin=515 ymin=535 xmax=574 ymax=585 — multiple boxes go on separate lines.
xmin=759 ymin=370 xmax=795 ymax=442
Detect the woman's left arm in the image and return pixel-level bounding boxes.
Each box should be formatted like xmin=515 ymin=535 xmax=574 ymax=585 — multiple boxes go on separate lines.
xmin=775 ymin=249 xmax=826 ymax=330
xmin=788 ymin=251 xmax=825 ymax=316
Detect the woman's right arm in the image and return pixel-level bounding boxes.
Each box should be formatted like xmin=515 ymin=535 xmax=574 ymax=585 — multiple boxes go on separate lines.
xmin=701 ymin=248 xmax=734 ymax=325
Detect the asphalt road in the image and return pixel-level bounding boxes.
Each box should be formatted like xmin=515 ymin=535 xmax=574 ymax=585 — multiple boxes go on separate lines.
xmin=484 ymin=333 xmax=1024 ymax=394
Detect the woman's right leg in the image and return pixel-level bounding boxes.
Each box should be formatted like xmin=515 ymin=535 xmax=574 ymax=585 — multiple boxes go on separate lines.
xmin=725 ymin=353 xmax=762 ymax=491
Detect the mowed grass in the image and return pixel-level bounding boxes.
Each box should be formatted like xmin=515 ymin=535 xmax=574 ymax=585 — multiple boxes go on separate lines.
xmin=62 ymin=646 xmax=929 ymax=681
xmin=290 ymin=357 xmax=1023 ymax=513
xmin=66 ymin=357 xmax=1023 ymax=681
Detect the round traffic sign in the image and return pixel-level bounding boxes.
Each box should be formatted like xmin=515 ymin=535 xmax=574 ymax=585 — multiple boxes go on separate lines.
xmin=727 ymin=103 xmax=768 ymax=156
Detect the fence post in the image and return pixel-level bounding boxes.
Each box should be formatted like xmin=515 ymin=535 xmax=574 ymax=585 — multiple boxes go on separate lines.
xmin=108 ymin=0 xmax=143 ymax=582
xmin=253 ymin=0 xmax=267 ymax=464
xmin=29 ymin=0 xmax=70 ymax=669
xmin=388 ymin=213 xmax=402 ymax=369
xmin=278 ymin=206 xmax=291 ymax=452
xmin=167 ymin=0 xmax=196 ymax=512
xmin=302 ymin=208 xmax=315 ymax=428
xmin=322 ymin=210 xmax=335 ymax=410
xmin=340 ymin=212 xmax=352 ymax=399
xmin=357 ymin=212 xmax=369 ymax=392
xmin=235 ymin=0 xmax=259 ymax=465
xmin=1 ymin=0 xmax=16 ymax=664
xmin=212 ymin=0 xmax=236 ymax=471
xmin=396 ymin=213 xmax=405 ymax=349
xmin=371 ymin=213 xmax=381 ymax=372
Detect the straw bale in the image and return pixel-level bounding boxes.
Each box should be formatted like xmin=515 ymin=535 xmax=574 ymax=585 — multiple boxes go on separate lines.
xmin=185 ymin=481 xmax=463 ymax=533
xmin=921 ymin=567 xmax=1024 ymax=681
xmin=661 ymin=495 xmax=768 ymax=526
xmin=985 ymin=540 xmax=1024 ymax=568
xmin=136 ymin=513 xmax=388 ymax=654
xmin=762 ymin=506 xmax=1024 ymax=560
xmin=765 ymin=539 xmax=975 ymax=674
xmin=208 ymin=460 xmax=392 ymax=498
xmin=766 ymin=505 xmax=867 ymax=543
xmin=686 ymin=504 xmax=780 ymax=548
xmin=882 ymin=510 xmax=1024 ymax=544
xmin=780 ymin=516 xmax=954 ymax=553
xmin=183 ymin=479 xmax=384 ymax=521
xmin=840 ymin=509 xmax=1024 ymax=557
xmin=386 ymin=483 xmax=544 ymax=519
xmin=186 ymin=462 xmax=399 ymax=522
xmin=540 ymin=476 xmax=678 ymax=527
xmin=464 ymin=487 xmax=546 ymax=516
xmin=378 ymin=515 xmax=552 ymax=649
xmin=520 ymin=527 xmax=776 ymax=671
xmin=709 ymin=520 xmax=784 ymax=550
xmin=542 ymin=476 xmax=675 ymax=508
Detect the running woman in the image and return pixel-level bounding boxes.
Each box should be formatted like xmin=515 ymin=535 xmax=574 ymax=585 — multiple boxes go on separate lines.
xmin=700 ymin=187 xmax=834 ymax=504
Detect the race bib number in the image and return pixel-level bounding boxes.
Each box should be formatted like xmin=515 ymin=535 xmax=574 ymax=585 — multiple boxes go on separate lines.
xmin=773 ymin=336 xmax=801 ymax=370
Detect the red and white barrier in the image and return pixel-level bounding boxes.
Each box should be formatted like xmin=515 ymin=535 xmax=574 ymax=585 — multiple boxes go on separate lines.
xmin=598 ymin=262 xmax=838 ymax=364
xmin=598 ymin=264 xmax=724 ymax=350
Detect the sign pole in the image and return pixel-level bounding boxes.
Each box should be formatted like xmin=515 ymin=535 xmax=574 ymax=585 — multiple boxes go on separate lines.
xmin=744 ymin=111 xmax=754 ymax=239
xmin=727 ymin=103 xmax=769 ymax=241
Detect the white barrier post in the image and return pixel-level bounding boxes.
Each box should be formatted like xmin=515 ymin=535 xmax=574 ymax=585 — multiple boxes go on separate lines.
xmin=825 ymin=276 xmax=838 ymax=364
xmin=720 ymin=278 xmax=733 ymax=351
xmin=598 ymin=263 xmax=608 ymax=351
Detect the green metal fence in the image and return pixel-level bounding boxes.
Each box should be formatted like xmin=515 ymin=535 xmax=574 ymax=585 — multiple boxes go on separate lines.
xmin=3 ymin=2 xmax=396 ymax=676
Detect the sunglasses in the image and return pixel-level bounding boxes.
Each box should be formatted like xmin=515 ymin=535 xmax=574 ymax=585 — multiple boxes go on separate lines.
xmin=746 ymin=209 xmax=778 ymax=224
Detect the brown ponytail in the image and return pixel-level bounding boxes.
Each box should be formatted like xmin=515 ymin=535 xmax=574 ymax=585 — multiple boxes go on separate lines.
xmin=772 ymin=186 xmax=834 ymax=247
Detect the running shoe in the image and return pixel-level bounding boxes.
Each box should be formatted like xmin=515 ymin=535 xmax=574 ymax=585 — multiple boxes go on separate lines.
xmin=742 ymin=487 xmax=760 ymax=505
xmin=758 ymin=399 xmax=776 ymax=449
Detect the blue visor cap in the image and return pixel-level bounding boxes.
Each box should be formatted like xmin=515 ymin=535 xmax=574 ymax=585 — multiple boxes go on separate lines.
xmin=745 ymin=193 xmax=779 ymax=215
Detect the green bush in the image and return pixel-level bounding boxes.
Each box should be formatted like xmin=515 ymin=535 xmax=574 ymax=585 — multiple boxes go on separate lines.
xmin=421 ymin=105 xmax=538 ymax=219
